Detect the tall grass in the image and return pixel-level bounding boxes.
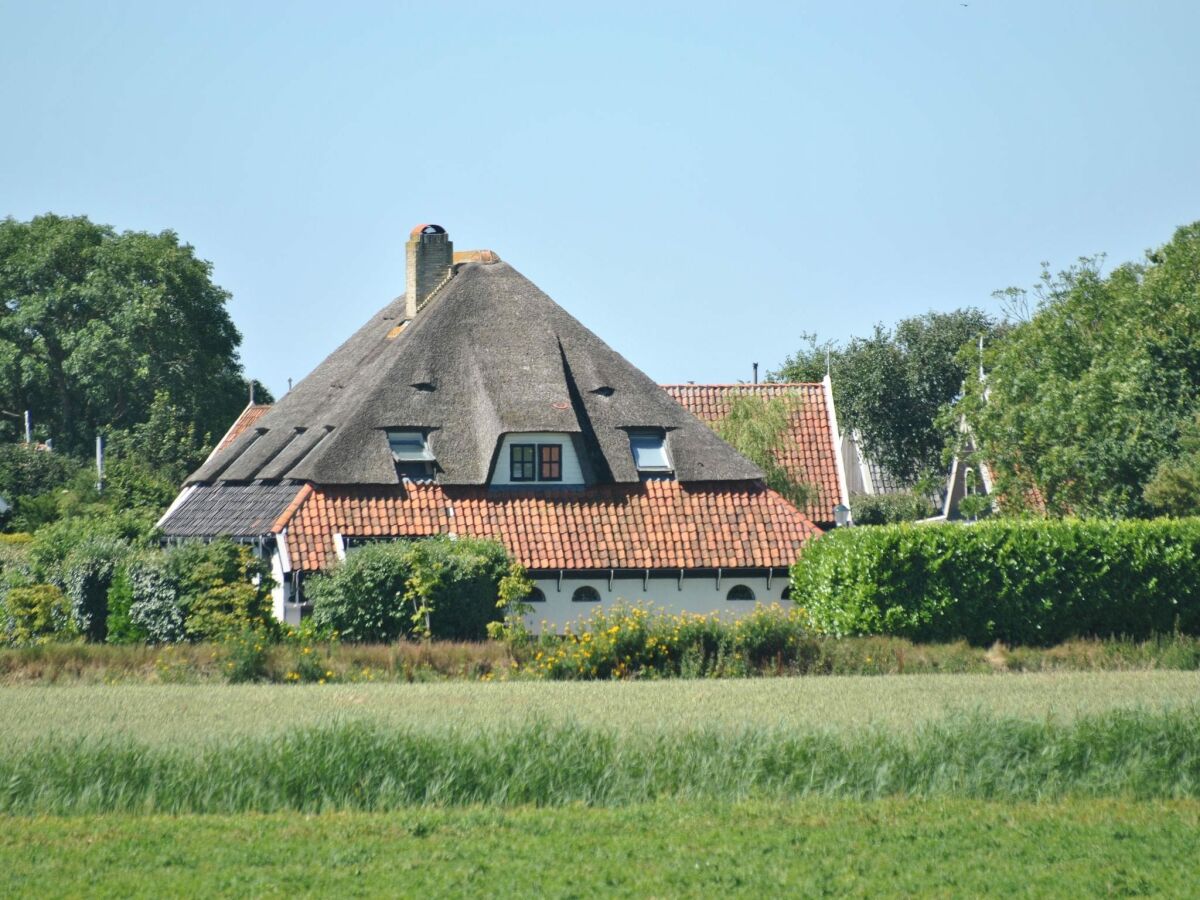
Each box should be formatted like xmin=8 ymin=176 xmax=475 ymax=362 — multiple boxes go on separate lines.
xmin=3 ymin=709 xmax=1197 ymax=813
xmin=1 ymin=632 xmax=1198 ymax=684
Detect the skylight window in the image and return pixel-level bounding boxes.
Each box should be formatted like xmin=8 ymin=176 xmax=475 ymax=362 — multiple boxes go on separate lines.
xmin=388 ymin=431 xmax=434 ymax=462
xmin=629 ymin=431 xmax=670 ymax=472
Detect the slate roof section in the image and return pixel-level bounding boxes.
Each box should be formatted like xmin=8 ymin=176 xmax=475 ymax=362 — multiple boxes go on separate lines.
xmin=662 ymin=383 xmax=842 ymax=523
xmin=159 ymin=482 xmax=305 ymax=538
xmin=281 ymin=480 xmax=820 ymax=572
xmin=189 ymin=260 xmax=762 ymax=487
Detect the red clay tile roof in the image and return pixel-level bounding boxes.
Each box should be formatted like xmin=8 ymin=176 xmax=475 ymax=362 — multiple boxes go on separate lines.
xmin=281 ymin=480 xmax=821 ymax=573
xmin=662 ymin=383 xmax=843 ymax=523
xmin=214 ymin=403 xmax=272 ymax=454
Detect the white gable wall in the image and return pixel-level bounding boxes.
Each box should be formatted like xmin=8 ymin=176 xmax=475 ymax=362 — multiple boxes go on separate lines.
xmin=491 ymin=432 xmax=586 ymax=486
xmin=524 ymin=573 xmax=792 ymax=634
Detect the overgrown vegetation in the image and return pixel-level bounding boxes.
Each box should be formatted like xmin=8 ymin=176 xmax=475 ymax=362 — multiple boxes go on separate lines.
xmin=956 ymin=222 xmax=1200 ymax=518
xmin=849 ymin=490 xmax=937 ymax=525
xmin=774 ymin=309 xmax=1000 ymax=485
xmin=1 ymin=708 xmax=1197 ymax=813
xmin=792 ymin=518 xmax=1200 ymax=645
xmin=713 ymin=393 xmax=817 ymax=510
xmin=306 ymin=536 xmax=514 ymax=642
xmin=2 ymin=628 xmax=1198 ymax=685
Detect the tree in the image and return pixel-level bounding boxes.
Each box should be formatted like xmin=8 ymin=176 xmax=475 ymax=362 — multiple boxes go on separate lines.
xmin=774 ymin=309 xmax=999 ymax=483
xmin=957 ymin=223 xmax=1200 ymax=518
xmin=0 ymin=214 xmax=265 ymax=454
xmin=714 ymin=393 xmax=817 ymax=510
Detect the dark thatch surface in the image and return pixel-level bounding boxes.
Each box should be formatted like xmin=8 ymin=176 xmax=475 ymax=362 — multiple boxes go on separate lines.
xmin=189 ymin=261 xmax=762 ymax=486
xmin=159 ymin=482 xmax=302 ymax=538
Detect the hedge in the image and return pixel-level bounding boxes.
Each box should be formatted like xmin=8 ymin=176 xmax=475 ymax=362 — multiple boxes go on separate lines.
xmin=790 ymin=518 xmax=1200 ymax=645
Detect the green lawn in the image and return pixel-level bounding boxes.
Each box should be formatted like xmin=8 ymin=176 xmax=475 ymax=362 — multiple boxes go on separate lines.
xmin=4 ymin=799 xmax=1198 ymax=898
xmin=2 ymin=670 xmax=1197 ymax=747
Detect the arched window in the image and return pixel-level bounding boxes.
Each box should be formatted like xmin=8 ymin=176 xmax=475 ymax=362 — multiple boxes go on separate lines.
xmin=572 ymin=585 xmax=601 ymax=603
xmin=726 ymin=584 xmax=755 ymax=602
xmin=780 ymin=586 xmax=792 ymax=602
xmin=526 ymin=587 xmax=546 ymax=603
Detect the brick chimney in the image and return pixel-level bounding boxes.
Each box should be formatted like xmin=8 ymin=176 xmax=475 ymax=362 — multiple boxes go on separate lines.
xmin=405 ymin=224 xmax=453 ymax=318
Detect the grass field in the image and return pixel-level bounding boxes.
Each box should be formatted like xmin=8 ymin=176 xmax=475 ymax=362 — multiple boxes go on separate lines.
xmin=4 ymin=800 xmax=1198 ymax=897
xmin=3 ymin=673 xmax=1197 ymax=893
xmin=1 ymin=670 xmax=1197 ymax=747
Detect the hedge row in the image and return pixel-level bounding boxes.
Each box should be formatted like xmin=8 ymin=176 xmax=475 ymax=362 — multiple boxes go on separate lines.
xmin=790 ymin=519 xmax=1200 ymax=645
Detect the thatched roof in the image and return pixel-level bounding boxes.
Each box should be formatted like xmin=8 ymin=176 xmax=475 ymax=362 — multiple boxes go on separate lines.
xmin=189 ymin=259 xmax=761 ymax=487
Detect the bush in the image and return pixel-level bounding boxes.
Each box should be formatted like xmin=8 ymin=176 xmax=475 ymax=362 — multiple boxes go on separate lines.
xmin=308 ymin=543 xmax=413 ymax=642
xmin=0 ymin=584 xmax=76 ymax=646
xmin=61 ymin=535 xmax=129 ymax=641
xmin=790 ymin=518 xmax=1200 ymax=645
xmin=851 ymin=492 xmax=936 ymax=525
xmin=127 ymin=553 xmax=187 ymax=644
xmin=308 ymin=537 xmax=511 ymax=642
xmin=406 ymin=537 xmax=509 ymax=641
xmin=220 ymin=627 xmax=271 ymax=683
xmin=524 ymin=603 xmax=815 ymax=679
xmin=168 ymin=540 xmax=275 ymax=642
xmin=103 ymin=568 xmax=147 ymax=645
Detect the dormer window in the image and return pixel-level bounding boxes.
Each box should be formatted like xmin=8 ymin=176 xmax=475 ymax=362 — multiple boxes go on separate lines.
xmin=629 ymin=431 xmax=671 ymax=473
xmin=388 ymin=431 xmax=433 ymax=462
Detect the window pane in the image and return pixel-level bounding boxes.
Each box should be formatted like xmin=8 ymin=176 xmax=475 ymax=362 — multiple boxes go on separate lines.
xmin=389 ymin=431 xmax=432 ymax=461
xmin=572 ymin=585 xmax=600 ymax=603
xmin=630 ymin=433 xmax=669 ymax=470
xmin=539 ymin=444 xmax=561 ymax=481
xmin=510 ymin=445 xmax=536 ymax=481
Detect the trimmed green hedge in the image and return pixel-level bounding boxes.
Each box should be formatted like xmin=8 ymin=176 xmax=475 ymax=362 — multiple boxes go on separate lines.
xmin=790 ymin=519 xmax=1200 ymax=645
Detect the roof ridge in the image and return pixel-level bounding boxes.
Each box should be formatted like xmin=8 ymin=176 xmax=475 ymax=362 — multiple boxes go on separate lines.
xmin=660 ymin=382 xmax=823 ymax=388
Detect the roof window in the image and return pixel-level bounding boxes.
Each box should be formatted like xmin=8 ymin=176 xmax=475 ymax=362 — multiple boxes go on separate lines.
xmin=388 ymin=430 xmax=434 ymax=463
xmin=629 ymin=431 xmax=671 ymax=472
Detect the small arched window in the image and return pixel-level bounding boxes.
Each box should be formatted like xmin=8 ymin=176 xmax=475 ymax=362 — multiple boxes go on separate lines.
xmin=572 ymin=585 xmax=601 ymax=603
xmin=526 ymin=587 xmax=546 ymax=603
xmin=726 ymin=584 xmax=755 ymax=602
xmin=781 ymin=586 xmax=792 ymax=602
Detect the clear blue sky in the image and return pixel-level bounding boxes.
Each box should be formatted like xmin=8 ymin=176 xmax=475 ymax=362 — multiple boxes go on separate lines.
xmin=3 ymin=2 xmax=1199 ymax=397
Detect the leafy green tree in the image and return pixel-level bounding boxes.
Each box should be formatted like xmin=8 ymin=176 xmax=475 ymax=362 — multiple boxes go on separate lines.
xmin=714 ymin=393 xmax=816 ymax=510
xmin=0 ymin=214 xmax=265 ymax=454
xmin=774 ymin=310 xmax=999 ymax=483
xmin=958 ymin=223 xmax=1200 ymax=518
xmin=1144 ymin=413 xmax=1200 ymax=517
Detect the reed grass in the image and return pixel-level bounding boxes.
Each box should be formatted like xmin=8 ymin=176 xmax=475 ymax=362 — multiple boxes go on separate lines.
xmin=2 ymin=708 xmax=1197 ymax=814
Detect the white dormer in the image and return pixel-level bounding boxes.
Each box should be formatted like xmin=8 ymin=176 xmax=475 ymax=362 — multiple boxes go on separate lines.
xmin=492 ymin=433 xmax=584 ymax=486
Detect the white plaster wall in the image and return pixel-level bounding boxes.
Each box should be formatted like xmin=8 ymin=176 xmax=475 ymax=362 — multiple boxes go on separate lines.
xmin=491 ymin=433 xmax=585 ymax=486
xmin=524 ymin=575 xmax=792 ymax=633
xmin=269 ymin=546 xmax=288 ymax=621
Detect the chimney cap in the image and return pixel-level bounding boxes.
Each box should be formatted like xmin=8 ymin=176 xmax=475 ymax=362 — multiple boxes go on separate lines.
xmin=410 ymin=223 xmax=447 ymax=238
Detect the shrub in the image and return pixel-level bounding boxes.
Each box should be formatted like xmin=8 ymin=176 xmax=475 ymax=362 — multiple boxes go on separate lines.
xmin=308 ymin=542 xmax=413 ymax=642
xmin=524 ymin=602 xmax=815 ymax=679
xmin=405 ymin=536 xmax=509 ymax=641
xmin=169 ymin=540 xmax=275 ymax=642
xmin=220 ymin=627 xmax=271 ymax=683
xmin=309 ymin=537 xmax=512 ymax=642
xmin=61 ymin=535 xmax=129 ymax=641
xmin=103 ymin=568 xmax=147 ymax=645
xmin=0 ymin=584 xmax=76 ymax=646
xmin=851 ymin=492 xmax=936 ymax=525
xmin=791 ymin=518 xmax=1200 ymax=645
xmin=127 ymin=553 xmax=187 ymax=644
